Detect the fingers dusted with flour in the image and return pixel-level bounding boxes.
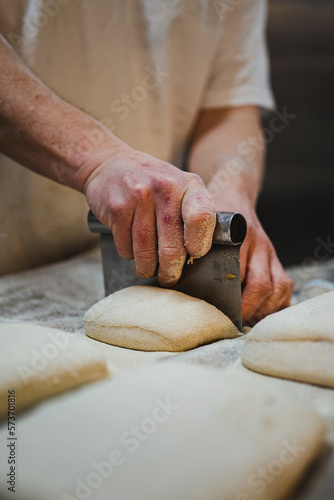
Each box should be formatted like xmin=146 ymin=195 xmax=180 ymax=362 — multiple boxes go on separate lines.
xmin=182 ymin=178 xmax=216 ymax=260
xmin=83 ymin=146 xmax=216 ymax=287
xmin=132 ymin=203 xmax=158 ymax=279
xmin=155 ymin=204 xmax=187 ymax=286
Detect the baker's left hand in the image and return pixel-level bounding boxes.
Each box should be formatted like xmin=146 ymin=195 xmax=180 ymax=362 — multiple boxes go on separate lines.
xmin=238 ymin=206 xmax=294 ymax=325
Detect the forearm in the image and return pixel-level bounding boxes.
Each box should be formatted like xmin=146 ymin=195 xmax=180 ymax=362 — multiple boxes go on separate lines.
xmin=0 ymin=35 xmax=122 ymax=192
xmin=187 ymin=106 xmax=265 ymax=212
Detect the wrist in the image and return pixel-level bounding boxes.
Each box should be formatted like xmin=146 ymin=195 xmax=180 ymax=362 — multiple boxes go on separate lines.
xmin=67 ymin=123 xmax=128 ymax=193
xmin=206 ymin=164 xmax=261 ymax=210
xmin=208 ymin=184 xmax=257 ymax=216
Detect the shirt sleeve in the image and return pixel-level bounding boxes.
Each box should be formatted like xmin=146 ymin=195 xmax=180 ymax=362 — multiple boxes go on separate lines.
xmin=202 ymin=0 xmax=275 ymax=110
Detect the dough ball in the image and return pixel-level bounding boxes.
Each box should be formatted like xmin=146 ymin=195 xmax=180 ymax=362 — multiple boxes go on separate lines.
xmin=242 ymin=291 xmax=334 ymax=387
xmin=84 ymin=286 xmax=240 ymax=352
xmin=0 ymin=363 xmax=326 ymax=500
xmin=0 ymin=323 xmax=108 ymax=417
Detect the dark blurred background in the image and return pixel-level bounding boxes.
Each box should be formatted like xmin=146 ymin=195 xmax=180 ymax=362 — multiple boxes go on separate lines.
xmin=257 ymin=0 xmax=334 ymax=267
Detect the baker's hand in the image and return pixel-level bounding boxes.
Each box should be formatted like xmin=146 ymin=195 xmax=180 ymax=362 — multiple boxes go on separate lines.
xmin=83 ymin=145 xmax=216 ymax=286
xmin=240 ymin=208 xmax=294 ymax=325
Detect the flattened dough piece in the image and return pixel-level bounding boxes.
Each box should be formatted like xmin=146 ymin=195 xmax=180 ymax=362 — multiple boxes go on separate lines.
xmin=84 ymin=286 xmax=240 ymax=352
xmin=0 ymin=323 xmax=108 ymax=417
xmin=0 ymin=363 xmax=325 ymax=500
xmin=242 ymin=291 xmax=334 ymax=387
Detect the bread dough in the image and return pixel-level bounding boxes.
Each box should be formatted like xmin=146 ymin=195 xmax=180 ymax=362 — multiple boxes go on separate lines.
xmin=84 ymin=286 xmax=240 ymax=352
xmin=242 ymin=291 xmax=334 ymax=387
xmin=0 ymin=323 xmax=108 ymax=417
xmin=0 ymin=363 xmax=325 ymax=500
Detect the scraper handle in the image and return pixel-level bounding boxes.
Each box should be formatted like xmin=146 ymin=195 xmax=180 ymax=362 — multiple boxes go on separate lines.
xmin=212 ymin=212 xmax=247 ymax=245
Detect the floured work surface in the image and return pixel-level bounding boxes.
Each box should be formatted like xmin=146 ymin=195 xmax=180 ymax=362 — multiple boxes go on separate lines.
xmin=0 ymin=248 xmax=334 ymax=499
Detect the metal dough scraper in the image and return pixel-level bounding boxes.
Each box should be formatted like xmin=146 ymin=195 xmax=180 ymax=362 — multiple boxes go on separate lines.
xmin=88 ymin=211 xmax=247 ymax=331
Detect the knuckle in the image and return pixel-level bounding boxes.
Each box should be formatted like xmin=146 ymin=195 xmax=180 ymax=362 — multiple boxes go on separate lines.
xmin=258 ymin=282 xmax=293 ymax=317
xmin=109 ymin=200 xmax=129 ymax=223
xmin=160 ymin=209 xmax=178 ymax=226
xmin=134 ymin=247 xmax=157 ymax=261
xmin=154 ymin=176 xmax=179 ymax=199
xmin=276 ymin=276 xmax=294 ymax=298
xmin=133 ymin=225 xmax=155 ymax=247
xmin=186 ymin=208 xmax=215 ymax=227
xmin=188 ymin=172 xmax=205 ymax=186
xmin=132 ymin=181 xmax=152 ymax=201
xmin=274 ymin=281 xmax=288 ymax=298
xmin=262 ymin=282 xmax=273 ymax=297
xmin=159 ymin=246 xmax=186 ymax=261
xmin=252 ymin=279 xmax=273 ymax=299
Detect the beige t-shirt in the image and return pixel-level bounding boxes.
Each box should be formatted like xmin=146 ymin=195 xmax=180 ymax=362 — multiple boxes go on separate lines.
xmin=0 ymin=0 xmax=274 ymax=275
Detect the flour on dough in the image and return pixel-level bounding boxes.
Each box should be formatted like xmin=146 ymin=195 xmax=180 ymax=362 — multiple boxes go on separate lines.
xmin=84 ymin=286 xmax=241 ymax=352
xmin=242 ymin=291 xmax=334 ymax=387
xmin=0 ymin=323 xmax=108 ymax=417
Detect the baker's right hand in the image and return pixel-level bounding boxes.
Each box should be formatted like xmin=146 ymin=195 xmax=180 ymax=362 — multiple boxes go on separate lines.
xmin=83 ymin=145 xmax=216 ymax=286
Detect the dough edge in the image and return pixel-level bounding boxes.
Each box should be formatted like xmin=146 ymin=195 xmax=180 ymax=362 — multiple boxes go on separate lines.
xmin=242 ymin=339 xmax=334 ymax=388
xmin=85 ymin=323 xmax=231 ymax=352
